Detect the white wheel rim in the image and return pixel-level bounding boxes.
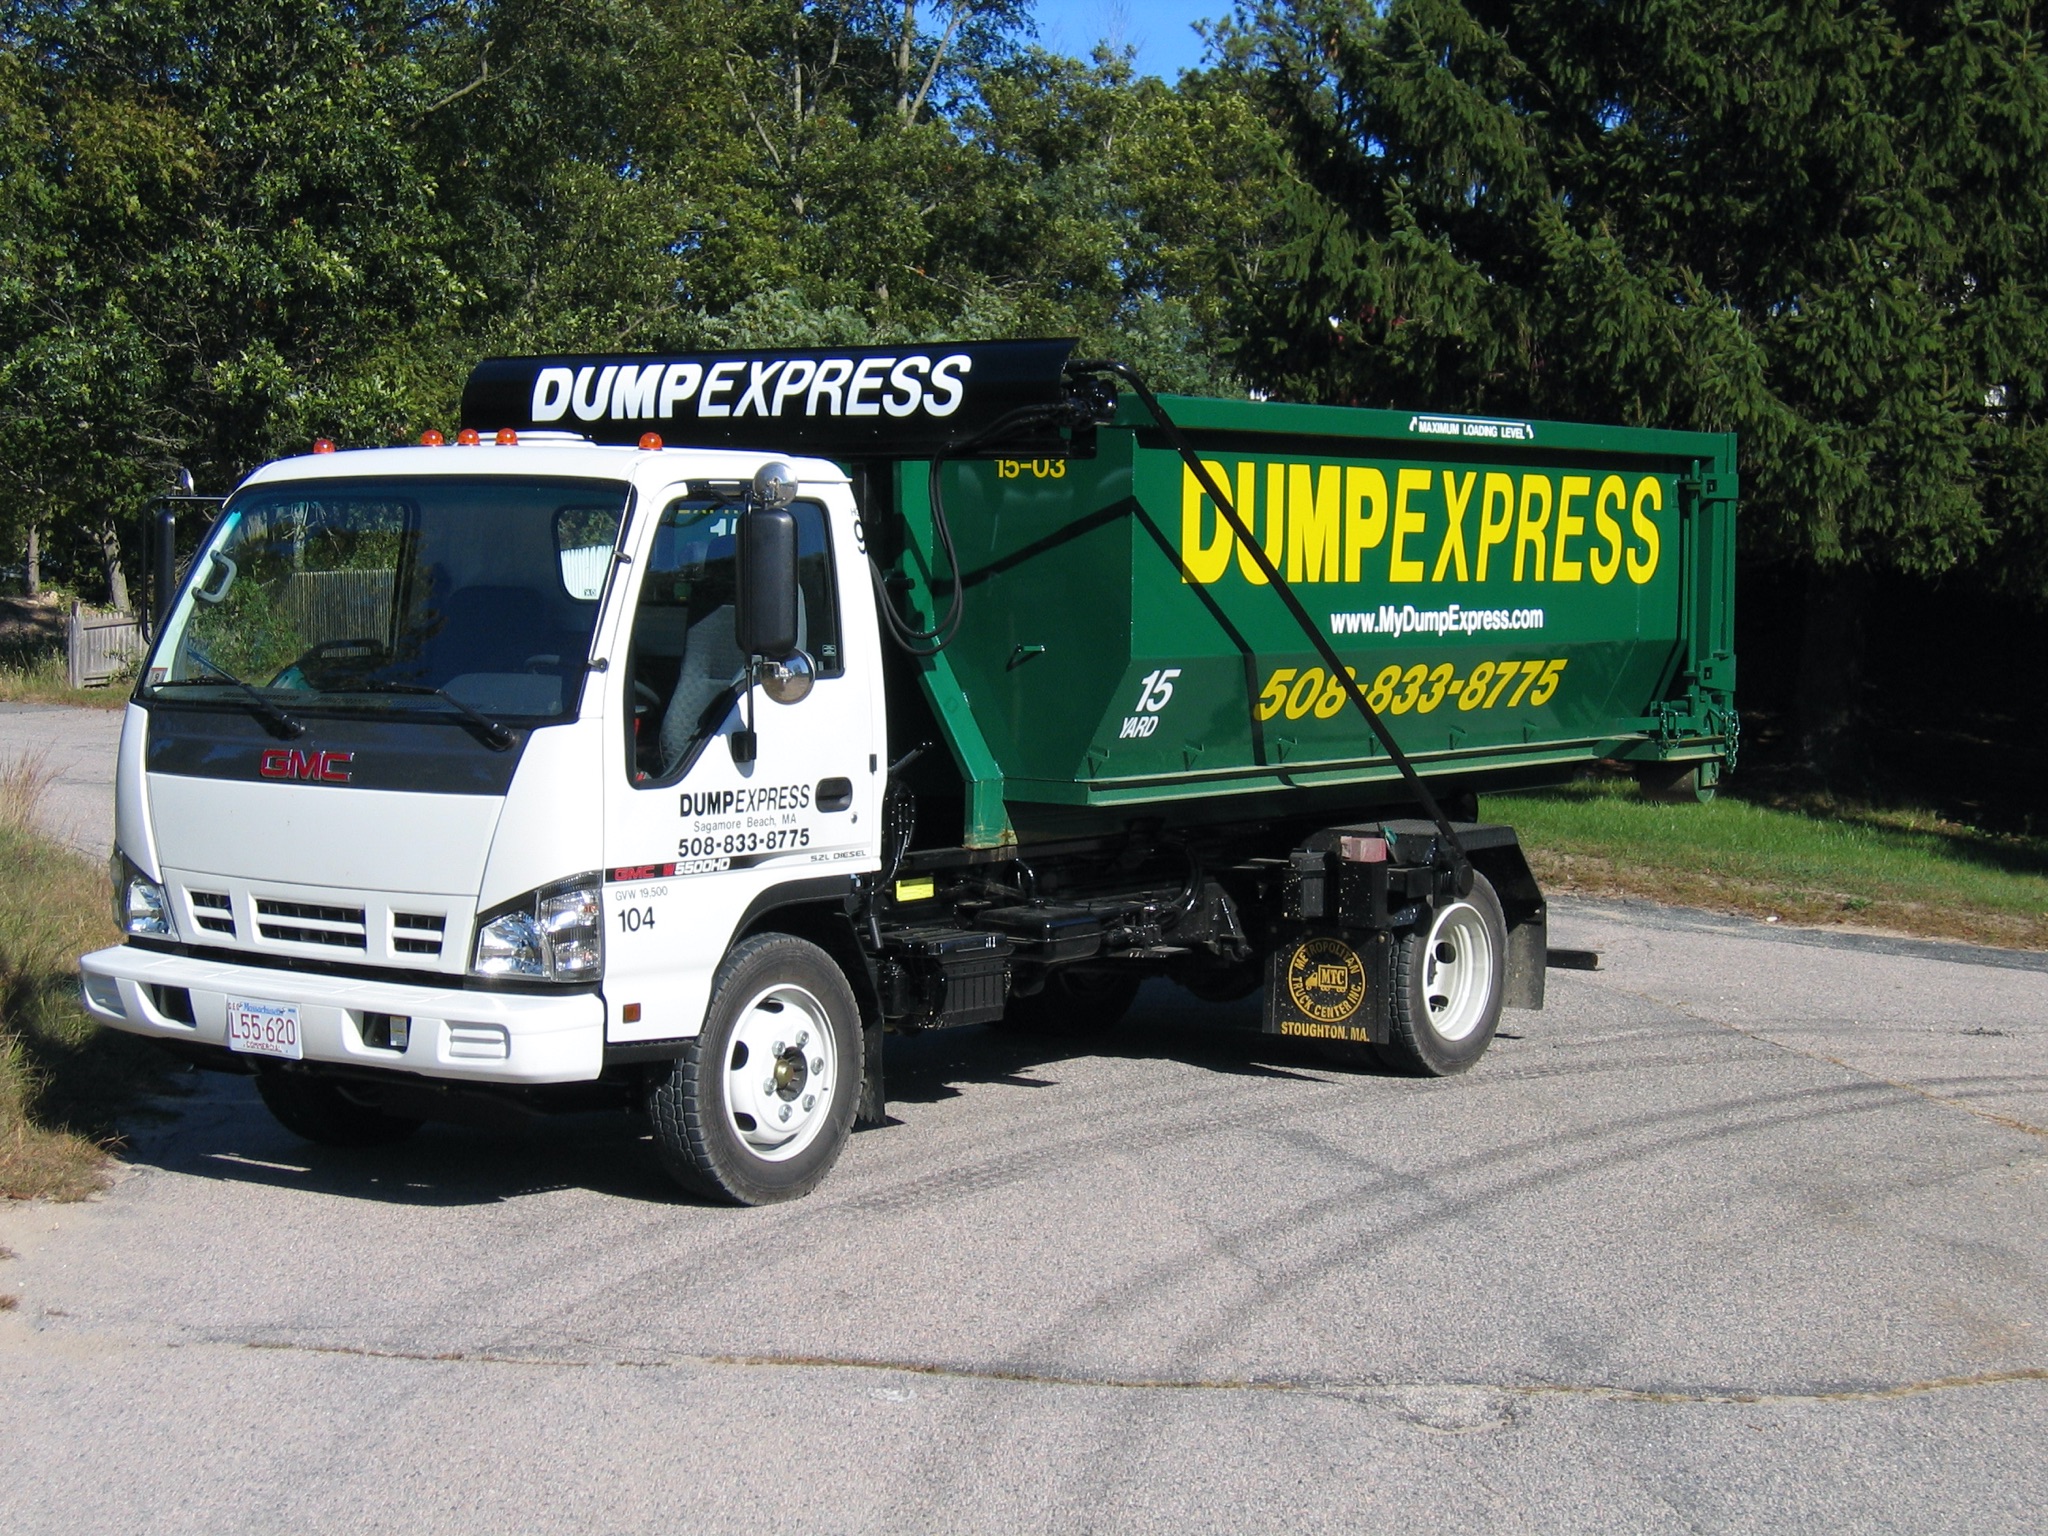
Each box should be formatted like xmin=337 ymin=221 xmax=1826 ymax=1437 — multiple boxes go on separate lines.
xmin=722 ymin=983 xmax=837 ymax=1162
xmin=1420 ymin=901 xmax=1494 ymax=1043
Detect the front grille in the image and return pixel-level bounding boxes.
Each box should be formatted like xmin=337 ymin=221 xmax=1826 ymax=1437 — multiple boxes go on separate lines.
xmin=392 ymin=912 xmax=446 ymax=957
xmin=256 ymin=897 xmax=367 ymax=950
xmin=190 ymin=891 xmax=235 ymax=936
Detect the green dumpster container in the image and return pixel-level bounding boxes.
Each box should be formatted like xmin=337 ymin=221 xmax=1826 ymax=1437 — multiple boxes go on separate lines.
xmin=890 ymin=393 xmax=1736 ymax=845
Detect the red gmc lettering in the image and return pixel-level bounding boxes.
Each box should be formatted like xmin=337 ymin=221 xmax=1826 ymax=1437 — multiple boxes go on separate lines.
xmin=258 ymin=749 xmax=354 ymax=783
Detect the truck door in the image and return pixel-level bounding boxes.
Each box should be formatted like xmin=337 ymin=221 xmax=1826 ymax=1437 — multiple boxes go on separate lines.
xmin=601 ymin=485 xmax=880 ymax=1044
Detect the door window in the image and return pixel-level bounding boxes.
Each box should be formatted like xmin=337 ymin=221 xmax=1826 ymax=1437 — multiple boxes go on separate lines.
xmin=625 ymin=494 xmax=840 ymax=783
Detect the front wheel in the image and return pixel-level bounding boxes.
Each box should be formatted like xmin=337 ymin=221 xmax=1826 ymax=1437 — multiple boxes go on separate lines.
xmin=648 ymin=933 xmax=861 ymax=1205
xmin=1382 ymin=872 xmax=1507 ymax=1077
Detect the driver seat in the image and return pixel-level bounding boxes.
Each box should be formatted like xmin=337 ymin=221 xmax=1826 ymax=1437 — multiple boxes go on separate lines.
xmin=656 ymin=606 xmax=746 ymax=774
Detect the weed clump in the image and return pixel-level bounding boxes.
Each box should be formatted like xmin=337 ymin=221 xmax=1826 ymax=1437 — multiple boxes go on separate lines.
xmin=0 ymin=778 xmax=167 ymax=1200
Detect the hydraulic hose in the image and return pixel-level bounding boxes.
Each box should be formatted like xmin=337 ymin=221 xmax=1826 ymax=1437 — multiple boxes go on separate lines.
xmin=871 ymin=402 xmax=1072 ymax=657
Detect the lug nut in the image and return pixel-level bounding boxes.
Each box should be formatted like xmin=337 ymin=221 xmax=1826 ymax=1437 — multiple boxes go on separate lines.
xmin=763 ymin=1078 xmax=775 ymax=1094
xmin=802 ymin=1094 xmax=815 ymax=1111
xmin=811 ymin=1057 xmax=823 ymax=1074
xmin=795 ymin=1030 xmax=809 ymax=1049
xmin=772 ymin=1040 xmax=784 ymax=1055
xmin=779 ymin=1104 xmax=792 ymax=1122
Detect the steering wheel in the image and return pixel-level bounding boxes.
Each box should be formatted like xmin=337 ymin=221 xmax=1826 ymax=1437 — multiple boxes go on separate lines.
xmin=276 ymin=636 xmax=389 ymax=689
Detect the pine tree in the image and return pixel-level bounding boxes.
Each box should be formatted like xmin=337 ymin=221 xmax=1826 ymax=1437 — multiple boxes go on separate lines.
xmin=1230 ymin=0 xmax=2048 ymax=770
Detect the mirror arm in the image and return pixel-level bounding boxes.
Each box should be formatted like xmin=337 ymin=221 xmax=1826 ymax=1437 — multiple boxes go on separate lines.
xmin=730 ymin=665 xmax=759 ymax=765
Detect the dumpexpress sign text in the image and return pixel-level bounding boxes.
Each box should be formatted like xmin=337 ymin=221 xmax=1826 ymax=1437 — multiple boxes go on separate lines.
xmin=460 ymin=340 xmax=1079 ymax=456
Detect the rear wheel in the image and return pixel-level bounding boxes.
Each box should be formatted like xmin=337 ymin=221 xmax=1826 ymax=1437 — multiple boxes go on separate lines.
xmin=997 ymin=968 xmax=1142 ymax=1037
xmin=1382 ymin=872 xmax=1507 ymax=1076
xmin=256 ymin=1071 xmax=422 ymax=1148
xmin=648 ymin=933 xmax=861 ymax=1205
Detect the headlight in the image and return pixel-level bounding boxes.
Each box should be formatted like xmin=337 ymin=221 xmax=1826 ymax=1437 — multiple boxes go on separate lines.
xmin=112 ymin=852 xmax=177 ymax=939
xmin=538 ymin=885 xmax=603 ymax=978
xmin=472 ymin=876 xmax=603 ymax=983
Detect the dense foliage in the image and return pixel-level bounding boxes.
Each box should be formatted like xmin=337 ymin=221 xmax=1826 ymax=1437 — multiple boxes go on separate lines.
xmin=1232 ymin=0 xmax=2048 ymax=600
xmin=1 ymin=0 xmax=1278 ymax=594
xmin=3 ymin=0 xmax=2044 ymax=656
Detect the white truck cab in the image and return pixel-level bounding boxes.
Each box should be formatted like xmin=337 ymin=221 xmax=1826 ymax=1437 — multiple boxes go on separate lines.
xmin=83 ymin=434 xmax=889 ymax=1200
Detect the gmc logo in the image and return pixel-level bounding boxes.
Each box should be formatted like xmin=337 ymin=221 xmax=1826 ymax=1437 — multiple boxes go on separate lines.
xmin=259 ymin=748 xmax=354 ymax=783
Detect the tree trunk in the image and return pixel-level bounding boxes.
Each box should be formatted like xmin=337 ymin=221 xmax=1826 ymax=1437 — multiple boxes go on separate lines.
xmin=895 ymin=0 xmax=917 ymax=119
xmin=99 ymin=519 xmax=131 ymax=612
xmin=1793 ymin=564 xmax=1869 ymax=785
xmin=24 ymin=521 xmax=37 ymax=596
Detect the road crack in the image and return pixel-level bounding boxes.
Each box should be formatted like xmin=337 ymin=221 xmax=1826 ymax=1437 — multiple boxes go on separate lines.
xmin=235 ymin=1337 xmax=2048 ymax=1406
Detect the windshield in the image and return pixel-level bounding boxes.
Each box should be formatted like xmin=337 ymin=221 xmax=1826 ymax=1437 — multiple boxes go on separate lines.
xmin=142 ymin=475 xmax=628 ymax=722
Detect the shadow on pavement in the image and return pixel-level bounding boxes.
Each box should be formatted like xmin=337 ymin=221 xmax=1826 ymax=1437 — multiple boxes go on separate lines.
xmin=880 ymin=982 xmax=1396 ymax=1108
xmin=119 ymin=983 xmax=1401 ymax=1207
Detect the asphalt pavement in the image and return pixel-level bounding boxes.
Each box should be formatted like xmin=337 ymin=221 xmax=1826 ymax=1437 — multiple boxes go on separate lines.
xmin=1 ymin=707 xmax=2043 ymax=1533
xmin=0 ymin=699 xmax=124 ymax=856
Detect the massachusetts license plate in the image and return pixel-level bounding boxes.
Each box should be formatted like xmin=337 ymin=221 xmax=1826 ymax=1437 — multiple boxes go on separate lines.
xmin=225 ymin=998 xmax=303 ymax=1060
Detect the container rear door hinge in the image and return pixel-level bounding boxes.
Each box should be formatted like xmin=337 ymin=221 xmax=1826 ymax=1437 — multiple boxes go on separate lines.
xmin=1678 ymin=472 xmax=1738 ymax=505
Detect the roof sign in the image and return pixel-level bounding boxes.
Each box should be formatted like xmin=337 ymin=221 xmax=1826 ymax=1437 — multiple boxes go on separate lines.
xmin=461 ymin=339 xmax=1083 ymax=459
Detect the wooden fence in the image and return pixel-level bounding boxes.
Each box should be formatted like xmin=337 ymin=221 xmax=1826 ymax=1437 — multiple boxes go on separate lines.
xmin=67 ymin=603 xmax=145 ymax=689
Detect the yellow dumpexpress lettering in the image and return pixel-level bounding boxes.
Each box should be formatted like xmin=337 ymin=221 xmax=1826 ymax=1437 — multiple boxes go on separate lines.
xmin=1176 ymin=459 xmax=1664 ymax=588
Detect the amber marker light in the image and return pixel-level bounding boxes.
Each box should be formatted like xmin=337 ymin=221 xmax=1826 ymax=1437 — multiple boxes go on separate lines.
xmin=420 ymin=428 xmax=445 ymax=447
xmin=638 ymin=432 xmax=663 ymax=451
xmin=455 ymin=428 xmax=481 ymax=446
xmin=495 ymin=427 xmax=519 ymax=446
xmin=312 ymin=438 xmax=336 ymax=454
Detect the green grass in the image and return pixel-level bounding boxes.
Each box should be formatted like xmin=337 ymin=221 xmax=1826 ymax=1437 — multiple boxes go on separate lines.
xmin=1495 ymin=777 xmax=2048 ymax=950
xmin=0 ymin=806 xmax=170 ymax=1201
xmin=0 ymin=645 xmax=131 ymax=707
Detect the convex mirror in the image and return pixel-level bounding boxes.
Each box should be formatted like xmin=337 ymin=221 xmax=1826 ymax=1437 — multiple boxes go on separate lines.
xmin=759 ymin=650 xmax=815 ymax=705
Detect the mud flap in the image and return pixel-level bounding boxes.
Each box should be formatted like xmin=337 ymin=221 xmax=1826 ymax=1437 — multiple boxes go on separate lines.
xmin=855 ymin=1018 xmax=889 ymax=1127
xmin=1261 ymin=930 xmax=1392 ymax=1048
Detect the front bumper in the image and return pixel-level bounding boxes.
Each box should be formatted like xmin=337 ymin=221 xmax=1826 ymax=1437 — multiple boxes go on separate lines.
xmin=79 ymin=945 xmax=605 ymax=1085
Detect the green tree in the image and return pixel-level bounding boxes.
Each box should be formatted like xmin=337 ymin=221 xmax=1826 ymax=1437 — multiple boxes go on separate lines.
xmin=0 ymin=0 xmax=1279 ymax=600
xmin=0 ymin=0 xmax=471 ymax=599
xmin=1229 ymin=0 xmax=2048 ymax=769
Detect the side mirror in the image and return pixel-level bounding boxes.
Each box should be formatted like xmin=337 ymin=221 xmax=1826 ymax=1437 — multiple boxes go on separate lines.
xmin=735 ymin=486 xmax=800 ymax=662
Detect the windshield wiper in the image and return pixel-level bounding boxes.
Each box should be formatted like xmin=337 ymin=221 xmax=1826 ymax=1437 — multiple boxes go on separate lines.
xmin=340 ymin=681 xmax=515 ymax=750
xmin=154 ymin=664 xmax=304 ymax=738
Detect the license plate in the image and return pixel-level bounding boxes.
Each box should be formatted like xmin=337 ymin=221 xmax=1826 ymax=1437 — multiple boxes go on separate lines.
xmin=225 ymin=998 xmax=303 ymax=1060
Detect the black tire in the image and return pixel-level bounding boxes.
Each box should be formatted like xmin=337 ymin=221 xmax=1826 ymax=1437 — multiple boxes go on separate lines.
xmin=1382 ymin=871 xmax=1508 ymax=1077
xmin=997 ymin=968 xmax=1142 ymax=1037
xmin=256 ymin=1071 xmax=422 ymax=1148
xmin=649 ymin=933 xmax=861 ymax=1205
